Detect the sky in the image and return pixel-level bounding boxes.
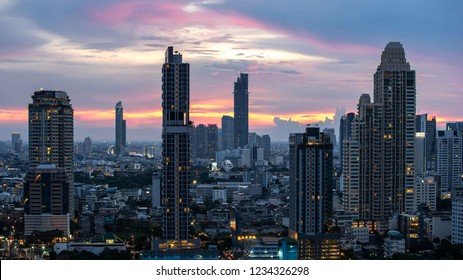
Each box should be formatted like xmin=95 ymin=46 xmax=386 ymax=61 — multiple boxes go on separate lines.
xmin=0 ymin=0 xmax=462 ymax=142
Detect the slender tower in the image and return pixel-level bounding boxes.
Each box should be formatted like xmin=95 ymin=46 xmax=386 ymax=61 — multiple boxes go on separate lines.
xmin=161 ymin=46 xmax=191 ymax=243
xmin=233 ymin=73 xmax=249 ymax=148
xmin=115 ymin=101 xmax=126 ymax=155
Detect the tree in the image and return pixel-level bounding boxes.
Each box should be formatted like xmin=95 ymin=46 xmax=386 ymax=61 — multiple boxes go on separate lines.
xmin=99 ymin=248 xmax=132 ymax=260
xmin=341 ymin=249 xmax=355 ymax=260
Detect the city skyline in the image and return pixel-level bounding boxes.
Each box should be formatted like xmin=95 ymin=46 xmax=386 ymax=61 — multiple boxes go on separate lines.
xmin=1 ymin=0 xmax=462 ymax=142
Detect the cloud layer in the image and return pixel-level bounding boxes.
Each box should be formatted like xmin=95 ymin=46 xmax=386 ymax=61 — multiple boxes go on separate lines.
xmin=0 ymin=0 xmax=462 ymax=141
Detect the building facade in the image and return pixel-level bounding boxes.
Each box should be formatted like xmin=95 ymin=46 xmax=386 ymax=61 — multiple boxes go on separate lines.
xmin=289 ymin=126 xmax=339 ymax=259
xmin=234 ymin=73 xmax=249 ymax=148
xmin=28 ymin=90 xmax=74 ymax=216
xmin=451 ymin=198 xmax=463 ymax=244
xmin=161 ymin=46 xmax=191 ymax=244
xmin=24 ymin=164 xmax=70 ymax=235
xmin=436 ymin=130 xmax=462 ymax=198
xmin=339 ymin=112 xmax=355 ymax=173
xmin=415 ymin=114 xmax=437 ymax=172
xmin=343 ymin=42 xmax=416 ymax=231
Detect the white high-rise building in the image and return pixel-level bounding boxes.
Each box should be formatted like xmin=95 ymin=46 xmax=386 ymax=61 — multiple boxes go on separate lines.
xmin=436 ymin=130 xmax=462 ymax=198
xmin=343 ymin=43 xmax=416 ymax=231
xmin=413 ymin=175 xmax=436 ymax=211
xmin=451 ymin=198 xmax=463 ymax=244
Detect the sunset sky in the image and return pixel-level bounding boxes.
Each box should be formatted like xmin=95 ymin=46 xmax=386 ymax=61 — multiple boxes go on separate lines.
xmin=1 ymin=0 xmax=462 ymax=142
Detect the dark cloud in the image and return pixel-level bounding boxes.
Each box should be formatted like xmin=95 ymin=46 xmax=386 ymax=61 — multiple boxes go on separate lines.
xmin=82 ymin=41 xmax=131 ymax=51
xmin=280 ymin=70 xmax=302 ymax=75
xmin=139 ymin=35 xmax=169 ymax=41
xmin=144 ymin=43 xmax=166 ymax=48
xmin=204 ymin=59 xmax=257 ymax=72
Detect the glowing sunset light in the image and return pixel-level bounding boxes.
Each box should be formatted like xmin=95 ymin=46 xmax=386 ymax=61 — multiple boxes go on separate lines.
xmin=0 ymin=0 xmax=461 ymax=142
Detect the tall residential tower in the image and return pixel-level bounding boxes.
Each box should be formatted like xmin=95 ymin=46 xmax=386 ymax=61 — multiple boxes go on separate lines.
xmin=343 ymin=42 xmax=416 ymax=231
xmin=26 ymin=90 xmax=74 ymax=235
xmin=161 ymin=46 xmax=191 ymax=244
xmin=289 ymin=127 xmax=339 ymax=259
xmin=234 ymin=73 xmax=249 ymax=148
xmin=115 ymin=101 xmax=126 ymax=156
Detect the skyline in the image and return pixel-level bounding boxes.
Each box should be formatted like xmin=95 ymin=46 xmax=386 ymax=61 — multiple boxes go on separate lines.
xmin=1 ymin=0 xmax=462 ymax=142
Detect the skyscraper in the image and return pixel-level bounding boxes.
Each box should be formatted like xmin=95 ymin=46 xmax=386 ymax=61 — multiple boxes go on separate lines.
xmin=436 ymin=130 xmax=462 ymax=198
xmin=27 ymin=89 xmax=74 ymax=234
xmin=29 ymin=90 xmax=73 ymax=177
xmin=289 ymin=127 xmax=339 ymax=259
xmin=221 ymin=115 xmax=234 ymax=151
xmin=115 ymin=101 xmax=126 ymax=156
xmin=84 ymin=136 xmax=93 ymax=155
xmin=234 ymin=73 xmax=249 ymax=148
xmin=261 ymin=134 xmax=271 ymax=161
xmin=161 ymin=46 xmax=191 ymax=244
xmin=11 ymin=132 xmax=22 ymax=153
xmin=207 ymin=124 xmax=218 ymax=160
xmin=343 ymin=42 xmax=416 ymax=231
xmin=339 ymin=112 xmax=355 ymax=173
xmin=416 ymin=114 xmax=437 ymax=172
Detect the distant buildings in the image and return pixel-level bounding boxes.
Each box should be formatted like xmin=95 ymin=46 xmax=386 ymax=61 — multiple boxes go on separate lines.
xmin=115 ymin=101 xmax=126 ymax=156
xmin=191 ymin=124 xmax=218 ymax=160
xmin=221 ymin=115 xmax=234 ymax=151
xmin=11 ymin=132 xmax=22 ymax=153
xmin=234 ymin=73 xmax=249 ymax=148
xmin=261 ymin=135 xmax=271 ymax=161
xmin=75 ymin=136 xmax=93 ymax=156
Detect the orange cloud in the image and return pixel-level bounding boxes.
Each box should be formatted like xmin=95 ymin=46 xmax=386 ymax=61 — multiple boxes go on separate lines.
xmin=0 ymin=109 xmax=27 ymax=123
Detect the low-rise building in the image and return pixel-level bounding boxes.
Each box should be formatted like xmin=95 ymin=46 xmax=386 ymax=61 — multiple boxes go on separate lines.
xmin=383 ymin=230 xmax=405 ymax=258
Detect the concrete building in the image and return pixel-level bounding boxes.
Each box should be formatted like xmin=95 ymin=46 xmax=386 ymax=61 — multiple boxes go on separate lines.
xmin=241 ymin=237 xmax=279 ymax=260
xmin=261 ymin=134 xmax=271 ymax=161
xmin=83 ymin=136 xmax=93 ymax=155
xmin=416 ymin=114 xmax=437 ymax=172
xmin=28 ymin=89 xmax=74 ymax=215
xmin=383 ymin=230 xmax=405 ymax=258
xmin=11 ymin=132 xmax=22 ymax=153
xmin=352 ymin=226 xmax=369 ymax=243
xmin=415 ymin=132 xmax=426 ymax=176
xmin=289 ymin=126 xmax=339 ymax=259
xmin=452 ymin=198 xmax=463 ymax=244
xmin=161 ymin=46 xmax=191 ymax=245
xmin=24 ymin=164 xmax=71 ymax=236
xmin=343 ymin=42 xmax=416 ymax=231
xmin=234 ymin=73 xmax=249 ymax=148
xmin=339 ymin=112 xmax=355 ymax=173
xmin=436 ymin=130 xmax=462 ymax=198
xmin=426 ymin=214 xmax=451 ymax=241
xmin=152 ymin=172 xmax=161 ymax=208
xmin=413 ymin=175 xmax=437 ymax=211
xmin=115 ymin=101 xmax=126 ymax=156
xmin=221 ymin=115 xmax=234 ymax=151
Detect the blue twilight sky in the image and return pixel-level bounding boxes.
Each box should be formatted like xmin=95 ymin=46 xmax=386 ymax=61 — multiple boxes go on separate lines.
xmin=0 ymin=0 xmax=462 ymax=142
